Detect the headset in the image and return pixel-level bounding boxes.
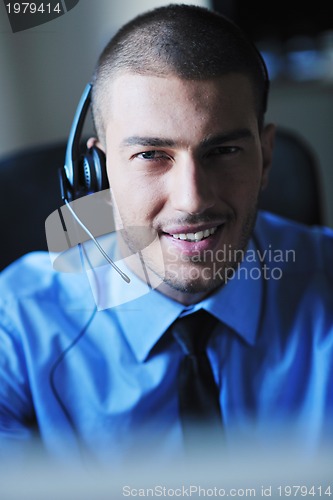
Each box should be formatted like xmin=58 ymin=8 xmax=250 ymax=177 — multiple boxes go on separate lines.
xmin=58 ymin=83 xmax=130 ymax=283
xmin=59 ymin=83 xmax=108 ymax=203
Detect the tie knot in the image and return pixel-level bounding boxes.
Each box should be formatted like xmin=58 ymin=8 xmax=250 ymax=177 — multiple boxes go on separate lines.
xmin=172 ymin=309 xmax=217 ymax=356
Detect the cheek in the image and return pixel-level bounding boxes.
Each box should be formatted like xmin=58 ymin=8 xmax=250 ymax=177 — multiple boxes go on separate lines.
xmin=215 ymin=157 xmax=263 ymax=207
xmin=107 ymin=166 xmax=165 ymax=224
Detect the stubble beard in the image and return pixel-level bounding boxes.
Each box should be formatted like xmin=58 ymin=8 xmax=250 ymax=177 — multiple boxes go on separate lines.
xmin=117 ymin=204 xmax=259 ymax=296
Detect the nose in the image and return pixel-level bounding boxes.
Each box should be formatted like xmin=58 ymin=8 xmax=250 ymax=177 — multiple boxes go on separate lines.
xmin=169 ymin=155 xmax=215 ymax=215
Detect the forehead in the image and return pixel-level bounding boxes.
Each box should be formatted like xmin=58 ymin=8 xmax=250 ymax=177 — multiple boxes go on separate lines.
xmin=102 ymin=73 xmax=258 ymax=141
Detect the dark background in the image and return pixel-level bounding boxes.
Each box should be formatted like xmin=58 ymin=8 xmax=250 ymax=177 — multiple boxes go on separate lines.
xmin=212 ymin=0 xmax=333 ymax=41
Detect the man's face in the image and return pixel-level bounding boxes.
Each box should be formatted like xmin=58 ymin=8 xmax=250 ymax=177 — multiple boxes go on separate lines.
xmin=99 ymin=73 xmax=274 ymax=304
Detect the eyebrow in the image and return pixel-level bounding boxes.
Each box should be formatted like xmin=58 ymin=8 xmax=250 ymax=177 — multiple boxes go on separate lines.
xmin=201 ymin=128 xmax=254 ymax=149
xmin=121 ymin=137 xmax=177 ymax=148
xmin=120 ymin=128 xmax=254 ymax=150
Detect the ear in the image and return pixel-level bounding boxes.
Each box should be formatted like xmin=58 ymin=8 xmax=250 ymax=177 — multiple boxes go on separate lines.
xmin=86 ymin=136 xmax=110 ymax=201
xmin=260 ymin=123 xmax=276 ymax=191
xmin=86 ymin=136 xmax=105 ymax=153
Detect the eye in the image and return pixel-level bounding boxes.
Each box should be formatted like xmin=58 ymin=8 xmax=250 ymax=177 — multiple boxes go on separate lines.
xmin=136 ymin=150 xmax=170 ymax=161
xmin=208 ymin=146 xmax=240 ymax=157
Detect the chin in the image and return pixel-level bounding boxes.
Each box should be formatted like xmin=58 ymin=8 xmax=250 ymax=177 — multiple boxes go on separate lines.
xmin=164 ymin=279 xmax=223 ymax=296
xmin=161 ymin=263 xmax=230 ymax=295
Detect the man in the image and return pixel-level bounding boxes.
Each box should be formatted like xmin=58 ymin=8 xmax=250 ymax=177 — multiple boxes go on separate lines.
xmin=0 ymin=4 xmax=332 ymax=466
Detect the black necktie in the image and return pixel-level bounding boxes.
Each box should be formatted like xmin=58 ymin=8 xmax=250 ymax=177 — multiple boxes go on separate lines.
xmin=171 ymin=309 xmax=223 ymax=448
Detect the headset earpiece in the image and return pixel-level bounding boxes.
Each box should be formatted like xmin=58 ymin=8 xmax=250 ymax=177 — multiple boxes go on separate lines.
xmin=80 ymin=145 xmax=108 ymax=194
xmin=60 ymin=84 xmax=108 ymax=202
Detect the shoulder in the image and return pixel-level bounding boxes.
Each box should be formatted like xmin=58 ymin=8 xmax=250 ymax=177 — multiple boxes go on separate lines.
xmin=0 ymin=251 xmax=92 ymax=309
xmin=255 ymin=212 xmax=333 ymax=338
xmin=254 ymin=212 xmax=333 ymax=347
xmin=255 ymin=211 xmax=333 ymax=277
xmin=1 ymin=252 xmax=57 ymax=293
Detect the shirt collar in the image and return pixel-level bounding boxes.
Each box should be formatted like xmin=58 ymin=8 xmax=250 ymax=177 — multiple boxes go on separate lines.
xmin=200 ymin=237 xmax=263 ymax=346
xmin=85 ymin=244 xmax=185 ymax=362
xmin=115 ymin=286 xmax=184 ymax=362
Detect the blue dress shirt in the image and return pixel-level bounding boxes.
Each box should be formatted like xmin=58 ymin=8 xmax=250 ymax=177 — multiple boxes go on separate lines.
xmin=0 ymin=211 xmax=332 ymax=463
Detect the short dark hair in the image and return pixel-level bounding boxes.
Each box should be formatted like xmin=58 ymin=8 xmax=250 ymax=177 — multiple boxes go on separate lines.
xmin=92 ymin=4 xmax=269 ymax=143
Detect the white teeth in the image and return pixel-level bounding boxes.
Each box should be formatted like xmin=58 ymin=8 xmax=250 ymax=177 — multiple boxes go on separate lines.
xmin=171 ymin=226 xmax=218 ymax=242
xmin=194 ymin=231 xmax=204 ymax=241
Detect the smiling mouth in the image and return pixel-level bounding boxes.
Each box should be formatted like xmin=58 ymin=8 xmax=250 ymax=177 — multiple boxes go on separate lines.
xmin=168 ymin=225 xmax=220 ymax=242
